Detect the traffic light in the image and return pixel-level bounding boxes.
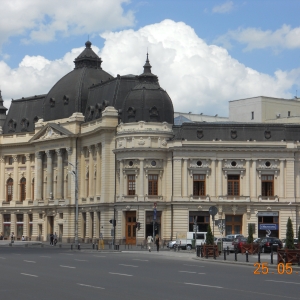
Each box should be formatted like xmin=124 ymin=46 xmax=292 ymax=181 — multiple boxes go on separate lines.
xmin=109 ymin=219 xmax=116 ymax=226
xmin=154 ymin=222 xmax=158 ymax=231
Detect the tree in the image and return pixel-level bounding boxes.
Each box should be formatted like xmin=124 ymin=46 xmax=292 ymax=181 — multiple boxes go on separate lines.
xmin=285 ymin=217 xmax=295 ymax=249
xmin=247 ymin=224 xmax=254 ymax=244
xmin=205 ymin=224 xmax=214 ymax=245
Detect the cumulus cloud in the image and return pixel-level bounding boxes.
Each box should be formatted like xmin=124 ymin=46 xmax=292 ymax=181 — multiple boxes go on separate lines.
xmin=215 ymin=24 xmax=300 ymax=51
xmin=212 ymin=1 xmax=234 ymax=14
xmin=0 ymin=0 xmax=134 ymax=47
xmin=1 ymin=20 xmax=300 ymax=116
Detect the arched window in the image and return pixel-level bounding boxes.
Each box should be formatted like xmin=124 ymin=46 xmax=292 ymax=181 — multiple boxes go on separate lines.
xmin=6 ymin=178 xmax=13 ymax=201
xmin=20 ymin=178 xmax=26 ymax=201
xmin=32 ymin=178 xmax=34 ymax=200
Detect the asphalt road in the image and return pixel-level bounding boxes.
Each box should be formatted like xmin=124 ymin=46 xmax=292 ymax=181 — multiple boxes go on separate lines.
xmin=0 ymin=247 xmax=299 ymax=300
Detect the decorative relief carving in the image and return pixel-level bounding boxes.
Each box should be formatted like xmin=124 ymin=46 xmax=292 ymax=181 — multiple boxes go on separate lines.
xmin=138 ymin=137 xmax=145 ymax=145
xmin=39 ymin=127 xmax=61 ymax=140
xmin=12 ymin=155 xmax=18 ymax=162
xmin=257 ymin=160 xmax=278 ymax=169
xmin=231 ymin=205 xmax=238 ymax=215
xmin=223 ymin=160 xmax=244 ymax=168
xmin=45 ymin=150 xmax=52 ymax=158
xmin=66 ymin=147 xmax=72 ymax=156
xmin=161 ymin=139 xmax=167 ymax=146
xmin=55 ymin=149 xmax=62 ymax=156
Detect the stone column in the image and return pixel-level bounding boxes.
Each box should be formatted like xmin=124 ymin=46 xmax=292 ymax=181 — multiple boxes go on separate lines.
xmin=182 ymin=159 xmax=188 ymax=197
xmin=0 ymin=156 xmax=5 ymax=201
xmin=211 ymin=159 xmax=216 ymax=197
xmin=12 ymin=155 xmax=18 ymax=201
xmin=280 ymin=159 xmax=285 ymax=198
xmin=246 ymin=159 xmax=250 ymax=197
xmin=23 ymin=213 xmax=28 ymax=238
xmin=46 ymin=150 xmax=53 ymax=200
xmin=218 ymin=159 xmax=223 ymax=197
xmin=93 ymin=211 xmax=98 ymax=239
xmin=80 ymin=148 xmax=86 ymax=199
xmin=88 ymin=146 xmax=94 ymax=198
xmin=252 ymin=160 xmax=257 ymax=198
xmin=10 ymin=213 xmax=16 ymax=237
xmin=119 ymin=160 xmax=124 ymax=197
xmin=95 ymin=144 xmax=101 ymax=196
xmin=0 ymin=214 xmax=3 ymax=236
xmin=35 ymin=151 xmax=43 ymax=200
xmin=56 ymin=149 xmax=63 ymax=199
xmin=66 ymin=148 xmax=72 ymax=198
xmin=25 ymin=154 xmax=32 ymax=200
xmin=139 ymin=159 xmax=144 ymax=198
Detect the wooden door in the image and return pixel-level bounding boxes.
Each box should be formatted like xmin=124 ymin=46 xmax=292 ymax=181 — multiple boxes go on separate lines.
xmin=225 ymin=215 xmax=242 ymax=235
xmin=126 ymin=211 xmax=136 ymax=245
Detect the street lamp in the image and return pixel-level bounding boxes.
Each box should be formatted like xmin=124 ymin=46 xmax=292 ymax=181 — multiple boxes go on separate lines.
xmin=68 ymin=162 xmax=79 ymax=247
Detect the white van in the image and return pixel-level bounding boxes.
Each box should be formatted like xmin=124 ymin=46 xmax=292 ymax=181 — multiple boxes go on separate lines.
xmin=176 ymin=232 xmax=207 ymax=250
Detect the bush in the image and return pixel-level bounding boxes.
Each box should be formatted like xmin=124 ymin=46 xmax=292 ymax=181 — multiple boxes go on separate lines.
xmin=247 ymin=224 xmax=254 ymax=244
xmin=205 ymin=224 xmax=214 ymax=245
xmin=286 ymin=217 xmax=295 ymax=249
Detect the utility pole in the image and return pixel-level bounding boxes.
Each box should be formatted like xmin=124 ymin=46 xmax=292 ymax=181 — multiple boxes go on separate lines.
xmin=68 ymin=162 xmax=79 ymax=247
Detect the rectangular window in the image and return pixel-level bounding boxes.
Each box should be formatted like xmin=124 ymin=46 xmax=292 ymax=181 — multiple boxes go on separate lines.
xmin=227 ymin=175 xmax=240 ymax=196
xmin=251 ymin=111 xmax=254 ymax=120
xmin=193 ymin=174 xmax=205 ymax=196
xmin=128 ymin=175 xmax=136 ymax=195
xmin=148 ymin=175 xmax=158 ymax=195
xmin=288 ymin=111 xmax=291 ymax=117
xmin=261 ymin=175 xmax=274 ymax=196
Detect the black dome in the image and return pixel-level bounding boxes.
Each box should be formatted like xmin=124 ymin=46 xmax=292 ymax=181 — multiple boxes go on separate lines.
xmin=43 ymin=41 xmax=111 ymax=121
xmin=121 ymin=55 xmax=174 ymax=124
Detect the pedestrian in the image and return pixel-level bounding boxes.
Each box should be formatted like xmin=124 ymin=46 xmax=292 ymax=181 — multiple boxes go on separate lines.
xmin=10 ymin=232 xmax=14 ymax=243
xmin=155 ymin=234 xmax=160 ymax=252
xmin=50 ymin=233 xmax=54 ymax=246
xmin=21 ymin=235 xmax=25 ymax=241
xmin=147 ymin=235 xmax=153 ymax=252
xmin=54 ymin=232 xmax=57 ymax=246
xmin=0 ymin=232 xmax=3 ymax=240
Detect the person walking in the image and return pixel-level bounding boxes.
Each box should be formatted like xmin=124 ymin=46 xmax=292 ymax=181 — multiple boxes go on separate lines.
xmin=53 ymin=232 xmax=58 ymax=246
xmin=147 ymin=235 xmax=153 ymax=252
xmin=155 ymin=234 xmax=160 ymax=252
xmin=10 ymin=232 xmax=14 ymax=243
xmin=50 ymin=233 xmax=54 ymax=246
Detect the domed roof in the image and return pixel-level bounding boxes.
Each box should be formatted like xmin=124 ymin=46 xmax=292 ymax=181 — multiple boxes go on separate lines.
xmin=43 ymin=41 xmax=112 ymax=121
xmin=121 ymin=54 xmax=174 ymax=124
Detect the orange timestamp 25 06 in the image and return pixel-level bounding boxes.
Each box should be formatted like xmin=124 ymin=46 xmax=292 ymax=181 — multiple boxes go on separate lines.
xmin=253 ymin=262 xmax=297 ymax=275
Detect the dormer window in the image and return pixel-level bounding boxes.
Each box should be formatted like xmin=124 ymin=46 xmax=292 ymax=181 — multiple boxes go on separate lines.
xmin=127 ymin=106 xmax=136 ymax=122
xmin=20 ymin=118 xmax=29 ymax=132
xmin=50 ymin=98 xmax=55 ymax=107
xmin=95 ymin=103 xmax=102 ymax=119
xmin=63 ymin=95 xmax=69 ymax=105
xmin=87 ymin=106 xmax=95 ymax=121
xmin=8 ymin=119 xmax=17 ymax=132
xmin=149 ymin=106 xmax=159 ymax=121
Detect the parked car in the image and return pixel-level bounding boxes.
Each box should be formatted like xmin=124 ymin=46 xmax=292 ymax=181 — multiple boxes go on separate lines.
xmin=253 ymin=238 xmax=261 ymax=243
xmin=226 ymin=234 xmax=244 ymax=241
xmin=215 ymin=237 xmax=235 ymax=252
xmin=167 ymin=241 xmax=176 ymax=249
xmin=232 ymin=237 xmax=247 ymax=252
xmin=281 ymin=238 xmax=298 ymax=248
xmin=259 ymin=237 xmax=283 ymax=253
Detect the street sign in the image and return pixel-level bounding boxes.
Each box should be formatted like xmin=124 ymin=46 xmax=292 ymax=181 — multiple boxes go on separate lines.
xmin=209 ymin=206 xmax=218 ymax=218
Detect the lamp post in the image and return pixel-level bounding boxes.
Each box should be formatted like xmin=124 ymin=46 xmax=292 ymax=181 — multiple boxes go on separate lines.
xmin=68 ymin=162 xmax=79 ymax=247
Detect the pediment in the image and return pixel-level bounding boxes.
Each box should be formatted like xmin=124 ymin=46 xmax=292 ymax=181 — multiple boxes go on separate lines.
xmin=30 ymin=123 xmax=73 ymax=142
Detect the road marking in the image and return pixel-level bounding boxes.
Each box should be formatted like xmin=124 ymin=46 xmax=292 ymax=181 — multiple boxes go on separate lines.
xmin=109 ymin=272 xmax=132 ymax=277
xmin=60 ymin=253 xmax=74 ymax=255
xmin=13 ymin=254 xmax=21 ymax=255
xmin=183 ymin=264 xmax=204 ymax=267
xmin=40 ymin=256 xmax=51 ymax=258
xmin=21 ymin=273 xmax=38 ymax=277
xmin=77 ymin=283 xmax=104 ymax=289
xmin=24 ymin=260 xmax=36 ymax=263
xmin=132 ymin=259 xmax=148 ymax=262
xmin=185 ymin=282 xmax=223 ymax=289
xmin=179 ymin=271 xmax=196 ymax=274
xmin=266 ymin=280 xmax=300 ymax=285
xmin=74 ymin=259 xmax=87 ymax=262
xmin=60 ymin=265 xmax=76 ymax=269
xmin=119 ymin=264 xmax=138 ymax=267
xmin=0 ymin=257 xmax=6 ymax=259
xmin=198 ymin=273 xmax=206 ymax=275
xmin=93 ymin=255 xmax=106 ymax=257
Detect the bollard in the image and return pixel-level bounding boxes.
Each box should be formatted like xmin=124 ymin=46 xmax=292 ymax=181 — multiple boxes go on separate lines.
xmin=71 ymin=244 xmax=73 ymax=250
xmin=92 ymin=243 xmax=95 ymax=249
xmin=246 ymin=250 xmax=249 ymax=262
xmin=270 ymin=246 xmax=273 ymax=264
xmin=224 ymin=249 xmax=226 ymax=260
xmin=234 ymin=247 xmax=237 ymax=261
xmin=227 ymin=246 xmax=230 ymax=256
xmin=258 ymin=248 xmax=261 ymax=263
xmin=78 ymin=243 xmax=81 ymax=250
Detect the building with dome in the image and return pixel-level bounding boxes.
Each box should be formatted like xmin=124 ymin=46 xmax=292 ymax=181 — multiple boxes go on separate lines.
xmin=0 ymin=41 xmax=299 ymax=245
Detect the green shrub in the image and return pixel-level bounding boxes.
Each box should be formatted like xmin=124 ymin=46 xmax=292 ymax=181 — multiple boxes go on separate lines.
xmin=286 ymin=217 xmax=295 ymax=249
xmin=205 ymin=224 xmax=214 ymax=245
xmin=247 ymin=224 xmax=254 ymax=244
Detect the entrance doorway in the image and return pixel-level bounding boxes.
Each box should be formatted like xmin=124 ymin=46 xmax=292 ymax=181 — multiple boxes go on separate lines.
xmin=225 ymin=215 xmax=243 ymax=235
xmin=48 ymin=216 xmax=54 ymax=240
xmin=125 ymin=211 xmax=136 ymax=245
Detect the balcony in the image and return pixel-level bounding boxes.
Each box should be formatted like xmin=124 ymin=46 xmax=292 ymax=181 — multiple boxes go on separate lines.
xmin=218 ymin=196 xmax=250 ymax=202
xmin=258 ymin=195 xmax=279 ymax=202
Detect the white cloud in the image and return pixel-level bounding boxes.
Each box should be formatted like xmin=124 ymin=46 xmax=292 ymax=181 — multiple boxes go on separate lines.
xmin=1 ymin=20 xmax=300 ymax=116
xmin=0 ymin=0 xmax=134 ymax=47
xmin=212 ymin=1 xmax=234 ymax=14
xmin=215 ymin=24 xmax=300 ymax=51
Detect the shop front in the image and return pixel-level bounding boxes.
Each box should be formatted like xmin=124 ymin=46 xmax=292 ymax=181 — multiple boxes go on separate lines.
xmin=257 ymin=211 xmax=279 ymax=238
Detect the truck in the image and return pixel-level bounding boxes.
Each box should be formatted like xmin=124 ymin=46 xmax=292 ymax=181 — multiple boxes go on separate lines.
xmin=176 ymin=232 xmax=207 ymax=250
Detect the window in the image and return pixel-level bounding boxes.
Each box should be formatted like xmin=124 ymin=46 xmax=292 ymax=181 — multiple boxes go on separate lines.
xmin=20 ymin=178 xmax=26 ymax=201
xmin=261 ymin=175 xmax=274 ymax=196
xmin=148 ymin=175 xmax=158 ymax=195
xmin=251 ymin=111 xmax=254 ymax=120
xmin=21 ymin=156 xmax=26 ymax=164
xmin=6 ymin=178 xmax=13 ymax=201
xmin=59 ymin=213 xmax=63 ymax=219
xmin=227 ymin=175 xmax=240 ymax=196
xmin=193 ymin=174 xmax=205 ymax=196
xmin=8 ymin=157 xmax=13 ymax=165
xmin=288 ymin=111 xmax=291 ymax=117
xmin=128 ymin=175 xmax=136 ymax=195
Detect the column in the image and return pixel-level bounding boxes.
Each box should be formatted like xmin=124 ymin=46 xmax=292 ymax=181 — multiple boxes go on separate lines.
xmin=119 ymin=160 xmax=124 ymax=197
xmin=211 ymin=159 xmax=216 ymax=197
xmin=280 ymin=159 xmax=285 ymax=198
xmin=139 ymin=159 xmax=144 ymax=198
xmin=95 ymin=144 xmax=101 ymax=196
xmin=0 ymin=156 xmax=5 ymax=201
xmin=218 ymin=159 xmax=223 ymax=197
xmin=25 ymin=154 xmax=32 ymax=200
xmin=182 ymin=159 xmax=188 ymax=197
xmin=46 ymin=150 xmax=53 ymax=200
xmin=12 ymin=155 xmax=18 ymax=201
xmin=94 ymin=211 xmax=98 ymax=239
xmin=67 ymin=148 xmax=72 ymax=198
xmin=0 ymin=214 xmax=3 ymax=236
xmin=35 ymin=152 xmax=43 ymax=200
xmin=56 ymin=149 xmax=63 ymax=199
xmin=23 ymin=213 xmax=28 ymax=238
xmin=80 ymin=148 xmax=86 ymax=198
xmin=252 ymin=160 xmax=257 ymax=198
xmin=88 ymin=146 xmax=94 ymax=198
xmin=246 ymin=159 xmax=250 ymax=197
xmin=10 ymin=213 xmax=16 ymax=236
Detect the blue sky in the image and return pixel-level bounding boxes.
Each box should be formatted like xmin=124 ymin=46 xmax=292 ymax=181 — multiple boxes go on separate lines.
xmin=0 ymin=0 xmax=300 ymax=116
